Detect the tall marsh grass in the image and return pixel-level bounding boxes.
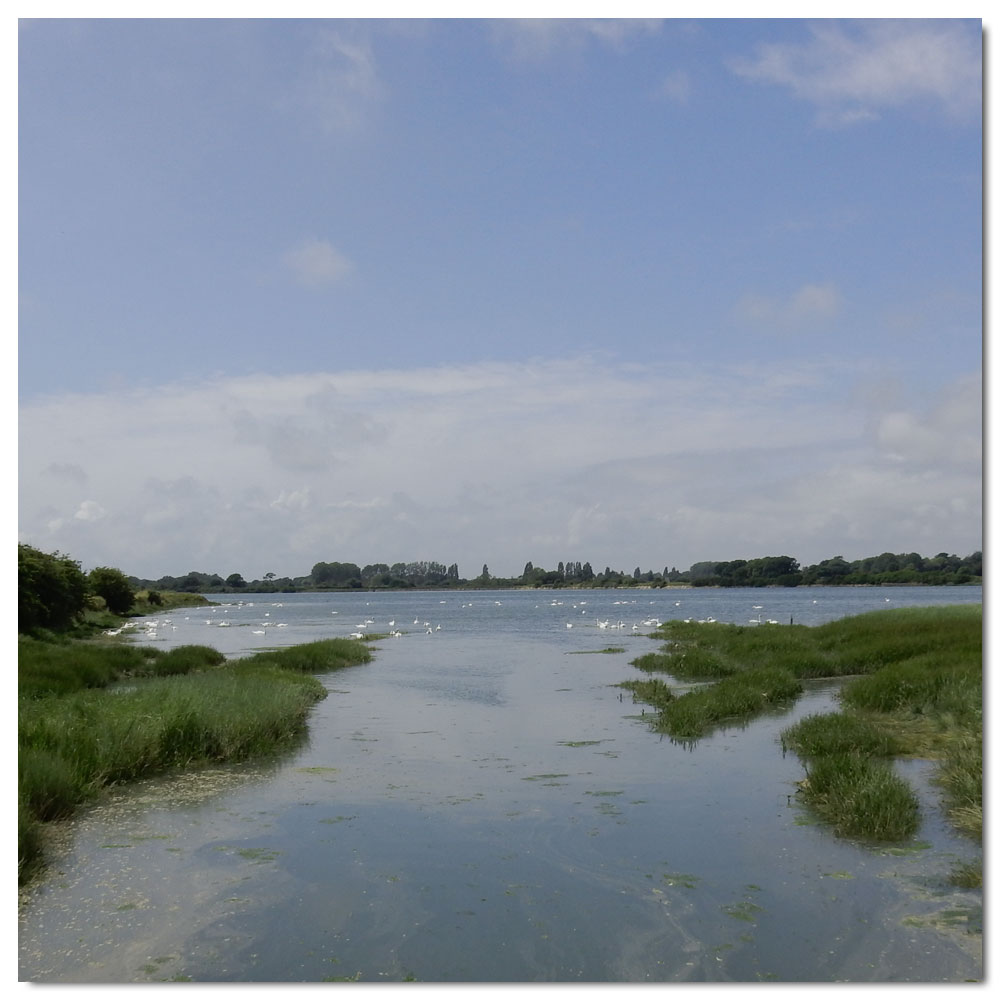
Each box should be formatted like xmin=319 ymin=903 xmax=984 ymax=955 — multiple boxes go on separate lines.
xmin=18 ymin=635 xmax=372 ymax=883
xmin=800 ymin=753 xmax=920 ymax=841
xmin=628 ymin=605 xmax=981 ymax=848
xmin=655 ymin=667 xmax=802 ymax=741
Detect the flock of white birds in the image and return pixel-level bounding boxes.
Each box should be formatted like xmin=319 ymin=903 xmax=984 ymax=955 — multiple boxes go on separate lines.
xmin=106 ymin=592 xmax=826 ymax=645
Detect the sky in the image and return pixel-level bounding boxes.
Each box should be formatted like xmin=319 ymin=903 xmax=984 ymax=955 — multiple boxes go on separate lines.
xmin=17 ymin=14 xmax=984 ymax=582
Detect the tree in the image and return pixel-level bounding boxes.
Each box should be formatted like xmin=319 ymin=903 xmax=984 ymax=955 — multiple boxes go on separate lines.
xmin=481 ymin=564 xmax=491 ymax=580
xmin=18 ymin=544 xmax=89 ymax=633
xmin=226 ymin=573 xmax=247 ymax=589
xmin=88 ymin=566 xmax=136 ymax=615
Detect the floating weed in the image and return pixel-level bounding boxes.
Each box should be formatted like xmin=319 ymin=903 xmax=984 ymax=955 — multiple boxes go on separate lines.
xmin=558 ymin=740 xmax=607 ymax=747
xmin=822 ymin=871 xmax=854 ymax=880
xmin=585 ymin=790 xmax=623 ymax=797
xmin=722 ymin=895 xmax=764 ymax=923
xmin=880 ymin=841 xmax=932 ymax=856
xmin=522 ymin=773 xmax=570 ymax=782
xmin=662 ymin=871 xmax=700 ymax=889
xmin=319 ymin=815 xmax=357 ymax=824
xmin=235 ymin=847 xmax=281 ymax=863
xmin=903 ymin=907 xmax=981 ymax=933
xmin=950 ymin=859 xmax=982 ymax=888
xmin=296 ymin=766 xmax=339 ymax=775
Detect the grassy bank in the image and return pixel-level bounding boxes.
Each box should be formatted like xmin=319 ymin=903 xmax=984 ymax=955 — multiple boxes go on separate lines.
xmin=622 ymin=606 xmax=982 ymax=852
xmin=18 ymin=636 xmax=372 ymax=884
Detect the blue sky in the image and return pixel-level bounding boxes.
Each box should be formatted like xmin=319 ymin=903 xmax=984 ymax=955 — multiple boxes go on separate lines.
xmin=17 ymin=16 xmax=983 ymax=581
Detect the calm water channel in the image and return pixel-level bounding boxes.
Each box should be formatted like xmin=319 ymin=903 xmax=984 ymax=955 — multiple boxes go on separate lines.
xmin=18 ymin=586 xmax=983 ymax=983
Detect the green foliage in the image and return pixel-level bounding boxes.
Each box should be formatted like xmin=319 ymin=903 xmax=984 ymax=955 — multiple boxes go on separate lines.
xmin=18 ymin=544 xmax=88 ymax=634
xmin=936 ymin=730 xmax=982 ymax=842
xmin=151 ymin=644 xmax=227 ymax=676
xmin=629 ymin=651 xmax=675 ymax=673
xmin=630 ymin=605 xmax=981 ymax=847
xmin=87 ymin=565 xmax=136 ymax=615
xmin=18 ymin=636 xmax=373 ymax=883
xmin=238 ymin=637 xmax=373 ymax=674
xmin=781 ymin=712 xmax=899 ymax=758
xmin=656 ymin=667 xmax=802 ymax=740
xmin=19 ymin=635 xmax=155 ymax=698
xmin=619 ymin=677 xmax=674 ymax=710
xmin=800 ymin=753 xmax=920 ymax=841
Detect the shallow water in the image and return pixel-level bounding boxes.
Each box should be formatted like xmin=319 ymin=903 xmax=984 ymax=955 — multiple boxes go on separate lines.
xmin=18 ymin=587 xmax=983 ymax=982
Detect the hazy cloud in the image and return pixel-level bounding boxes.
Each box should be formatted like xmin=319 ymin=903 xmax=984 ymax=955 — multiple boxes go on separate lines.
xmin=73 ymin=500 xmax=107 ymax=522
xmin=735 ymin=282 xmax=842 ymax=330
xmin=490 ymin=19 xmax=662 ymax=61
xmin=284 ymin=238 xmax=354 ymax=288
xmin=730 ymin=20 xmax=981 ymax=125
xmin=654 ymin=69 xmax=692 ymax=105
xmin=18 ymin=359 xmax=980 ymax=580
xmin=293 ymin=28 xmax=384 ymax=133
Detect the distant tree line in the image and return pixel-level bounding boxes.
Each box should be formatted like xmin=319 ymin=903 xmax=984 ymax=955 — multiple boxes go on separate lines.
xmin=125 ymin=549 xmax=982 ymax=594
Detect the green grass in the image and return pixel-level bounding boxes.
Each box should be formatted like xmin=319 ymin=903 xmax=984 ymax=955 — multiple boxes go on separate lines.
xmin=626 ymin=605 xmax=982 ymax=846
xmin=618 ymin=677 xmax=674 ymax=710
xmin=655 ymin=667 xmax=802 ymax=741
xmin=782 ymin=711 xmax=899 ymax=758
xmin=799 ymin=753 xmax=920 ymax=841
xmin=18 ymin=635 xmax=372 ymax=883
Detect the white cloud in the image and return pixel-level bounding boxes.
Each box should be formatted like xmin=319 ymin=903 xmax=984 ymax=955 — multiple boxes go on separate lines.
xmin=296 ymin=28 xmax=384 ymax=133
xmin=876 ymin=373 xmax=981 ymax=467
xmin=490 ymin=19 xmax=661 ymax=61
xmin=735 ymin=282 xmax=842 ymax=330
xmin=74 ymin=500 xmax=107 ymax=522
xmin=17 ymin=359 xmax=981 ymax=579
xmin=284 ymin=238 xmax=354 ymax=288
xmin=730 ymin=20 xmax=981 ymax=125
xmin=655 ymin=69 xmax=692 ymax=105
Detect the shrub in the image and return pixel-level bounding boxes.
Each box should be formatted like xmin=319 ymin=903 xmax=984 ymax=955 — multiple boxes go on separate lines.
xmin=87 ymin=566 xmax=136 ymax=616
xmin=18 ymin=544 xmax=88 ymax=634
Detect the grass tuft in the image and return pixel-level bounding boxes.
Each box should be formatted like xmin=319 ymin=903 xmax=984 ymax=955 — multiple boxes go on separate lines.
xmin=629 ymin=605 xmax=981 ymax=847
xmin=18 ymin=635 xmax=372 ymax=883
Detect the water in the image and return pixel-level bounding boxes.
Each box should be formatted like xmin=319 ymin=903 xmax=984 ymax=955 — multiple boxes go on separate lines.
xmin=18 ymin=587 xmax=983 ymax=983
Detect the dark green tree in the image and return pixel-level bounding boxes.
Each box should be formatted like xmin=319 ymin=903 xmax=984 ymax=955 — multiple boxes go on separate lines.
xmin=88 ymin=566 xmax=136 ymax=615
xmin=18 ymin=544 xmax=88 ymax=633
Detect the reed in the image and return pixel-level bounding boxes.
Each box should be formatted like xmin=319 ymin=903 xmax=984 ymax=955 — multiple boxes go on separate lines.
xmin=618 ymin=677 xmax=674 ymax=710
xmin=799 ymin=753 xmax=920 ymax=841
xmin=18 ymin=636 xmax=372 ymax=883
xmin=633 ymin=605 xmax=981 ymax=848
xmin=655 ymin=667 xmax=802 ymax=740
xmin=781 ymin=711 xmax=899 ymax=758
xmin=238 ymin=637 xmax=374 ymax=674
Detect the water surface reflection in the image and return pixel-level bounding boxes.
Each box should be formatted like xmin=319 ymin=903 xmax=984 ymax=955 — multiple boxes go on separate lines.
xmin=19 ymin=588 xmax=983 ymax=982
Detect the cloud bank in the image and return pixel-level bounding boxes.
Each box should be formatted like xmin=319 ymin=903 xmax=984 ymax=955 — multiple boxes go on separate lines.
xmin=18 ymin=358 xmax=981 ymax=581
xmin=730 ymin=19 xmax=981 ymax=125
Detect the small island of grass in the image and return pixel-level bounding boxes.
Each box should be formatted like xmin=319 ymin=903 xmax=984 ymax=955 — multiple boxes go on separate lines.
xmin=621 ymin=605 xmax=982 ymax=870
